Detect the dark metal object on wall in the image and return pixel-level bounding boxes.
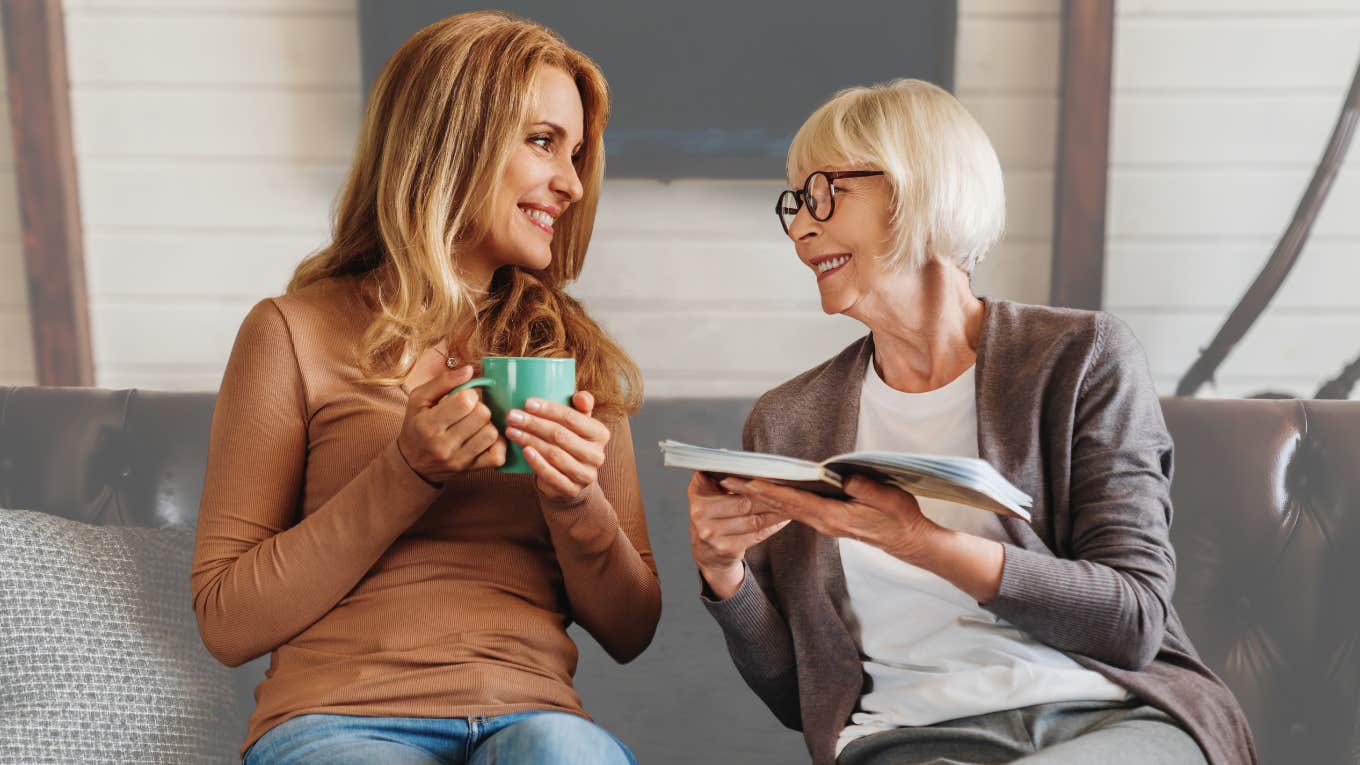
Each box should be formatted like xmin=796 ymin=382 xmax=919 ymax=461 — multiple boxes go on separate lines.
xmin=1315 ymin=354 xmax=1360 ymax=400
xmin=357 ymin=1 xmax=957 ymax=179
xmin=1176 ymin=58 xmax=1360 ymax=398
xmin=1050 ymin=0 xmax=1115 ymax=311
xmin=1 ymin=0 xmax=94 ymax=387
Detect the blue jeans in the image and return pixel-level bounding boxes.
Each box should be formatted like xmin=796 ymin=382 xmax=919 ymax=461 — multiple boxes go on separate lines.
xmin=242 ymin=711 xmax=638 ymax=765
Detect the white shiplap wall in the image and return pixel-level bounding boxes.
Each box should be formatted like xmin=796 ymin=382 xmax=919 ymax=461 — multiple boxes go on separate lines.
xmin=0 ymin=21 xmax=38 ymax=387
xmin=7 ymin=2 xmax=1355 ymax=399
xmin=32 ymin=0 xmax=1062 ymax=397
xmin=0 ymin=1 xmax=1062 ymax=395
xmin=65 ymin=0 xmax=356 ymax=390
xmin=955 ymin=0 xmax=1061 ymax=317
xmin=1107 ymin=0 xmax=1360 ymax=398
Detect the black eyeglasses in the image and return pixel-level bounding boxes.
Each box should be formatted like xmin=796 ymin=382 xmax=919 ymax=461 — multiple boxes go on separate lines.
xmin=776 ymin=170 xmax=885 ymax=234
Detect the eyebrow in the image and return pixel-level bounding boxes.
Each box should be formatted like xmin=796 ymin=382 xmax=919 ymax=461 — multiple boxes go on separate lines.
xmin=532 ymin=121 xmax=584 ymax=154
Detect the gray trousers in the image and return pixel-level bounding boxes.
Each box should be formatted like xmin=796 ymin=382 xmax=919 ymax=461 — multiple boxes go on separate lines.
xmin=836 ymin=699 xmax=1207 ymax=765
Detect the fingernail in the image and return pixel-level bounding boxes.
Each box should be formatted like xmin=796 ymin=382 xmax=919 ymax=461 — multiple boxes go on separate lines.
xmin=525 ymin=398 xmax=541 ymax=412
xmin=506 ymin=426 xmax=523 ymax=440
xmin=508 ymin=410 xmax=526 ymax=425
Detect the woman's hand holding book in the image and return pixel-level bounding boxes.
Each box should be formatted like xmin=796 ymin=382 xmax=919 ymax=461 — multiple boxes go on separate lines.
xmin=687 ymin=472 xmax=790 ymax=600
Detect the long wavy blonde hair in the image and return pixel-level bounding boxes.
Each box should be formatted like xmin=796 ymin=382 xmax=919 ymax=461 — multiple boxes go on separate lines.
xmin=287 ymin=11 xmax=641 ymax=416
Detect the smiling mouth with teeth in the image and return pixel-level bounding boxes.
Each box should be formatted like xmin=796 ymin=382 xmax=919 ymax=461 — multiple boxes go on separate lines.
xmin=814 ymin=254 xmax=852 ymax=280
xmin=520 ymin=206 xmax=556 ymax=234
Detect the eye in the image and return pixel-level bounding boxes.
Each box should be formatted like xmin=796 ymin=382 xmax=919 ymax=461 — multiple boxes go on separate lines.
xmin=529 ymin=134 xmax=553 ymax=151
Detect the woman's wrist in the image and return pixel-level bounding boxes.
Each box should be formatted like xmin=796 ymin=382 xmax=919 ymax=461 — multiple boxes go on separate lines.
xmin=699 ymin=561 xmax=745 ymax=601
xmin=394 ymin=438 xmax=443 ymax=489
xmin=884 ymin=515 xmax=947 ymax=565
xmin=898 ymin=526 xmax=1005 ymax=605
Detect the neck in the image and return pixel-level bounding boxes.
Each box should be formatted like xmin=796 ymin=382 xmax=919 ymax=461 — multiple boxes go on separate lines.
xmin=855 ymin=259 xmax=983 ymax=393
xmin=451 ymin=250 xmax=498 ymax=357
xmin=461 ymin=262 xmax=496 ymax=294
xmin=457 ymin=235 xmax=504 ymax=294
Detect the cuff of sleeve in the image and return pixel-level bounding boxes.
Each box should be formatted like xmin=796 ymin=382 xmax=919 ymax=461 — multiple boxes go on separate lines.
xmin=987 ymin=543 xmax=1057 ymax=613
xmin=375 ymin=440 xmax=445 ymax=512
xmin=700 ymin=562 xmax=789 ymax=656
xmin=539 ymin=481 xmax=619 ymax=555
xmin=985 ymin=543 xmax=1118 ymax=628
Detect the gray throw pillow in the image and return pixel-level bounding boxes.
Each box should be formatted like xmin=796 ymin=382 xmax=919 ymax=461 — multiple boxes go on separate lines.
xmin=0 ymin=509 xmax=241 ymax=764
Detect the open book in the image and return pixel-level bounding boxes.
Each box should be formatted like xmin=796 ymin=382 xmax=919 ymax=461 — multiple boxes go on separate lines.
xmin=659 ymin=439 xmax=1032 ymax=522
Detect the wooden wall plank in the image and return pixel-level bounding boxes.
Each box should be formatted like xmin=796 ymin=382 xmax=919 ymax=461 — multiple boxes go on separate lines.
xmin=2 ymin=0 xmax=93 ymax=386
xmin=1050 ymin=0 xmax=1114 ymax=309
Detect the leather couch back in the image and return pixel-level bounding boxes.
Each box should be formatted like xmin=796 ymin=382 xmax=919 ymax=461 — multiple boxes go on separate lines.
xmin=0 ymin=387 xmax=214 ymax=528
xmin=3 ymin=386 xmax=1359 ymax=763
xmin=1160 ymin=397 xmax=1360 ymax=764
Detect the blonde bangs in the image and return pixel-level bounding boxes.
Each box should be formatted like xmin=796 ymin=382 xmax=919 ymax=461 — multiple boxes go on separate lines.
xmin=785 ymin=91 xmax=878 ymax=186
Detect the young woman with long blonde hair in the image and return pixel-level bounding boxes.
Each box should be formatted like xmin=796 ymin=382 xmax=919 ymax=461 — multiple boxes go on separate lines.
xmin=191 ymin=12 xmax=658 ymax=764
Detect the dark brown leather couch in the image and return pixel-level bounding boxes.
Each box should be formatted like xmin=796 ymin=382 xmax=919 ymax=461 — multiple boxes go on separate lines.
xmin=2 ymin=385 xmax=1357 ymax=763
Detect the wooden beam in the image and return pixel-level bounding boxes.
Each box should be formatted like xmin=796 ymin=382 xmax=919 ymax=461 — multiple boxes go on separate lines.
xmin=2 ymin=0 xmax=93 ymax=386
xmin=1050 ymin=0 xmax=1115 ymax=310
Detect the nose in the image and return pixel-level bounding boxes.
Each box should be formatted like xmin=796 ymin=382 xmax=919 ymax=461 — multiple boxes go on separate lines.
xmin=785 ymin=203 xmax=820 ymax=242
xmin=551 ymin=154 xmax=584 ymax=204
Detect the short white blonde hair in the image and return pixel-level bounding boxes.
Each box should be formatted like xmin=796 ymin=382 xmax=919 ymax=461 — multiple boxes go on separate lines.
xmin=786 ymin=79 xmax=1005 ymax=274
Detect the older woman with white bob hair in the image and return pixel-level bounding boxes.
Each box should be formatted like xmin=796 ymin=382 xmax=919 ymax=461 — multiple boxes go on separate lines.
xmin=686 ymin=79 xmax=1256 ymax=765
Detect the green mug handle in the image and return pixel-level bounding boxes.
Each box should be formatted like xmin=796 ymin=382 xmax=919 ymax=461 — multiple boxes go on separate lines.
xmin=446 ymin=377 xmax=495 ymax=398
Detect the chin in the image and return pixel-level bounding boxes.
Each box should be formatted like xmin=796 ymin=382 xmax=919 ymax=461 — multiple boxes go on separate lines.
xmin=501 ymin=247 xmax=553 ymax=273
xmin=817 ymin=289 xmax=852 ymax=316
xmin=819 ymin=299 xmax=850 ymax=316
xmin=524 ymin=250 xmax=553 ymax=271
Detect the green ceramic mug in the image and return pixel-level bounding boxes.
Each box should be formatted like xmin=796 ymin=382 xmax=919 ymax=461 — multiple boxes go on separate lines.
xmin=448 ymin=356 xmax=577 ymax=473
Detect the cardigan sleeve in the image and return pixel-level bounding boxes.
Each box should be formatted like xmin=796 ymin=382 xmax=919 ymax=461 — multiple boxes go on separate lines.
xmin=699 ymin=405 xmax=803 ymax=730
xmin=983 ymin=313 xmax=1177 ymax=670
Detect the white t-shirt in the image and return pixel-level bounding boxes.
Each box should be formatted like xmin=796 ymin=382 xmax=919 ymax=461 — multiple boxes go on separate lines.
xmin=835 ymin=357 xmax=1130 ymax=755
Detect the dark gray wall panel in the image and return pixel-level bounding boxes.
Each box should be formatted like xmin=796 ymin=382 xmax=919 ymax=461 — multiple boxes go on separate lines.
xmin=359 ymin=1 xmax=957 ymax=179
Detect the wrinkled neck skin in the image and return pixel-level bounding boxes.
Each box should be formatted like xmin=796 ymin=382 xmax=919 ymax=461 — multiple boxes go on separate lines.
xmin=848 ymin=258 xmax=984 ymax=394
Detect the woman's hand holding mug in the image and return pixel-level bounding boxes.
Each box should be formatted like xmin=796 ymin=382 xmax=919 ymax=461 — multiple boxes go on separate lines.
xmin=406 ymin=355 xmax=601 ymax=501
xmin=504 ymin=391 xmax=611 ymax=501
xmin=397 ymin=365 xmax=508 ymax=485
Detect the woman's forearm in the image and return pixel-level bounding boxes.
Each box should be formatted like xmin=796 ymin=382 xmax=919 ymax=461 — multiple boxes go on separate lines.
xmin=541 ymin=483 xmax=662 ymax=663
xmin=899 ymin=526 xmax=1005 ymax=605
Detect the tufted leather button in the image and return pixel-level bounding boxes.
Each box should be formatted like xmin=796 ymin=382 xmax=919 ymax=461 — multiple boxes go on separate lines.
xmin=119 ymin=466 xmax=133 ymax=479
xmin=0 ymin=456 xmax=11 ymax=472
xmin=1237 ymin=595 xmax=1251 ymax=611
xmin=1290 ymin=722 xmax=1307 ymax=736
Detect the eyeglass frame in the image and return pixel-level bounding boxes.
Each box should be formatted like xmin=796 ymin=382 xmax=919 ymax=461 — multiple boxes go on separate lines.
xmin=775 ymin=170 xmax=886 ymax=235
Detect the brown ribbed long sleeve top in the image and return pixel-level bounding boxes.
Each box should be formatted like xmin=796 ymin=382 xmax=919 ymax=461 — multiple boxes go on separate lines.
xmin=190 ymin=276 xmax=661 ymax=756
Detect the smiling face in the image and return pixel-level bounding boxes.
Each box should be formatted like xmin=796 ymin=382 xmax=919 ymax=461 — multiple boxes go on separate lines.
xmin=463 ymin=66 xmax=585 ymax=288
xmin=784 ymin=166 xmax=900 ymax=317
